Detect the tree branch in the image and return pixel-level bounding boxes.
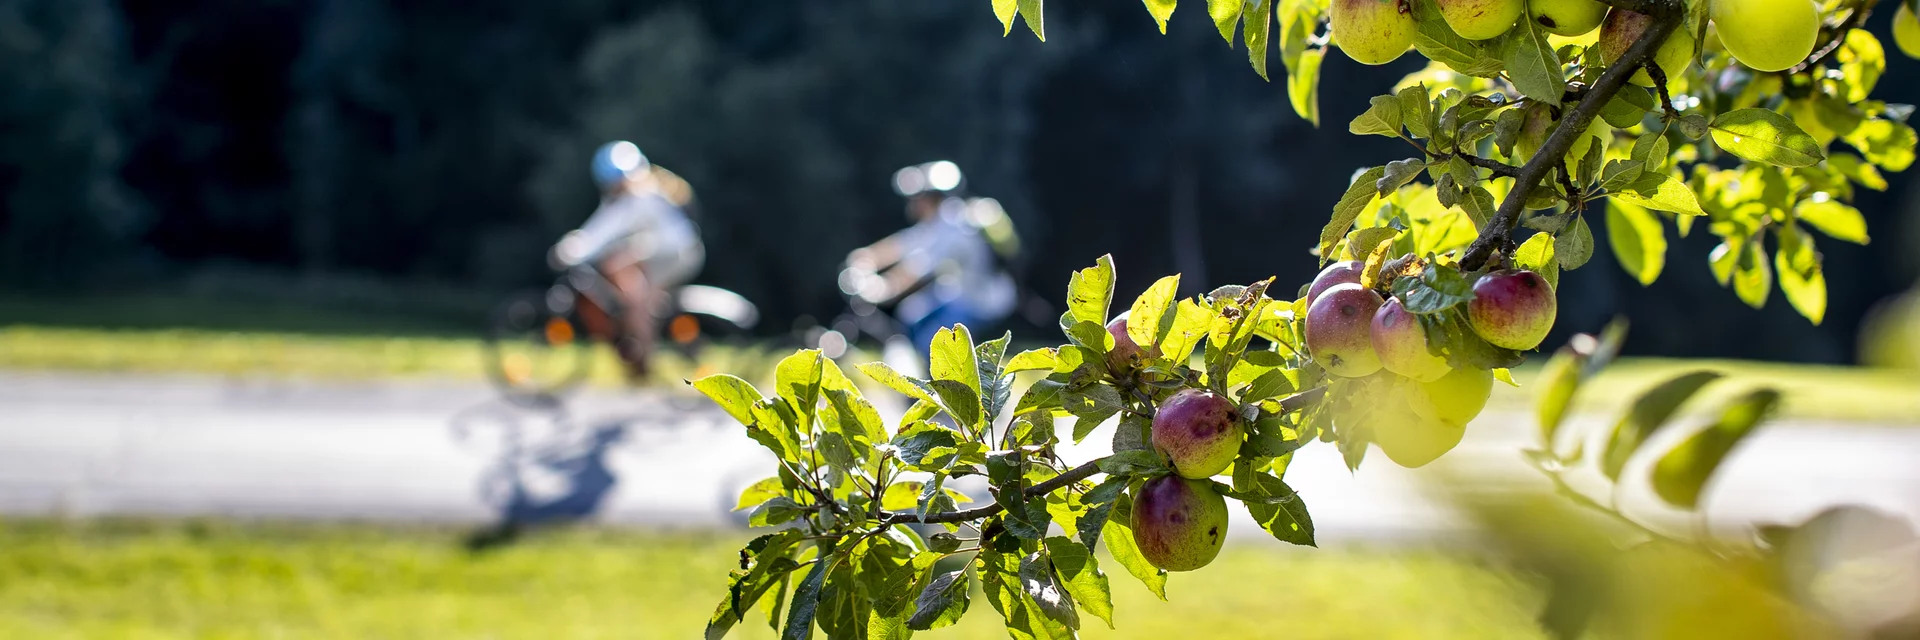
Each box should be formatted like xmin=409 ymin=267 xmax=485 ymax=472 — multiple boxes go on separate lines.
xmin=1460 ymin=0 xmax=1683 ymax=271
xmin=878 ymin=386 xmax=1329 ymax=526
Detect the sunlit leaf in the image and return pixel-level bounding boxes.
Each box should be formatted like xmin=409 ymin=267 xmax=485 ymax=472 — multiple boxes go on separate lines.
xmin=1606 ymin=200 xmax=1665 ymax=285
xmin=1709 ymin=108 xmax=1825 ymax=167
xmin=1651 ymin=388 xmax=1781 ymax=509
xmin=1601 ymin=370 xmax=1723 ymax=480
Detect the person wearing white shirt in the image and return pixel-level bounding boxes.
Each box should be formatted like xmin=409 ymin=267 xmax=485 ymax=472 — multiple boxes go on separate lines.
xmin=548 ymin=141 xmax=705 ymax=378
xmin=845 ymin=161 xmax=1018 ymax=356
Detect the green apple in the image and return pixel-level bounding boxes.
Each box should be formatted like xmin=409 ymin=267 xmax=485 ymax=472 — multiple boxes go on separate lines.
xmin=1529 ymin=0 xmax=1607 ymax=36
xmin=1710 ymin=0 xmax=1819 ymax=72
xmin=1596 ymin=9 xmax=1697 ymax=86
xmin=1333 ymin=0 xmax=1418 ymax=65
xmin=1437 ymin=0 xmax=1527 ymax=40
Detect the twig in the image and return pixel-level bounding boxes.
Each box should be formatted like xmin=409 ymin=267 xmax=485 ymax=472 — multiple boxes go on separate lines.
xmin=1643 ymin=64 xmax=1680 ymax=119
xmin=1458 ymin=152 xmax=1523 ymax=178
xmin=1461 ymin=0 xmax=1683 ymax=271
xmin=877 ymin=386 xmax=1328 ymax=526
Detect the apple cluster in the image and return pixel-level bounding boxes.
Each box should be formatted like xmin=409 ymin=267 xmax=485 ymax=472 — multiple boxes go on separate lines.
xmin=1108 ymin=317 xmax=1241 ymax=572
xmin=1329 ymin=0 xmax=1825 ymax=75
xmin=1304 ymin=259 xmax=1556 ymax=467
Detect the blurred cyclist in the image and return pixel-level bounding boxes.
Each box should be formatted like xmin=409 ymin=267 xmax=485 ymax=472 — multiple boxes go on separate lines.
xmin=548 ymin=141 xmax=705 ymax=378
xmin=844 ymin=161 xmax=1020 ymax=356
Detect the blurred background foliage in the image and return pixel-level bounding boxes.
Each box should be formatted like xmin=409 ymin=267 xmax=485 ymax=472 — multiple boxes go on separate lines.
xmin=1 ymin=0 xmax=1918 ymax=362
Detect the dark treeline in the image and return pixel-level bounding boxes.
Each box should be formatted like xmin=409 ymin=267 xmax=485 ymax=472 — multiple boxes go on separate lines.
xmin=2 ymin=0 xmax=1917 ymax=361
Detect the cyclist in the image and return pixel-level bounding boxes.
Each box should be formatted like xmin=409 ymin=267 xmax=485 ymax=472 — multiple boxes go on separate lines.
xmin=844 ymin=160 xmax=1020 ymax=356
xmin=548 ymin=141 xmax=705 ymax=378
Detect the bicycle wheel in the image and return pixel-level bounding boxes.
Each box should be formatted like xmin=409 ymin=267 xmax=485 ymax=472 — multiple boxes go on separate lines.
xmin=484 ymin=287 xmax=594 ymax=406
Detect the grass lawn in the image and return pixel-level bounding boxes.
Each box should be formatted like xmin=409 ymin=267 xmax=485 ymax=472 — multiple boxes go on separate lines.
xmin=0 ymin=519 xmax=1547 ymax=640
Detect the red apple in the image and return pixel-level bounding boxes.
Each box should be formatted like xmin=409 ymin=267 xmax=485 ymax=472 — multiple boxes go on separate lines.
xmin=1467 ymin=269 xmax=1557 ymax=350
xmin=1306 ymin=283 xmax=1384 ymax=377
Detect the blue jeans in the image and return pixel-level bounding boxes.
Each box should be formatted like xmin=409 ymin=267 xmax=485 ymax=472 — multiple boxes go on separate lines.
xmin=907 ymin=301 xmax=991 ymax=359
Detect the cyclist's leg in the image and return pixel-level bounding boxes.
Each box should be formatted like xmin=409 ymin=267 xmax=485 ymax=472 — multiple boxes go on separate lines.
xmin=599 ymin=251 xmax=660 ymax=379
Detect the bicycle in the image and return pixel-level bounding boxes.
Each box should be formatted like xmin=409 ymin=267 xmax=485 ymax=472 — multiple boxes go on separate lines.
xmin=483 ymin=265 xmax=759 ymax=407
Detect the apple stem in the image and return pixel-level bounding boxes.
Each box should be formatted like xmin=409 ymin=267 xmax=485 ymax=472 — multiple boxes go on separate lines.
xmin=1459 ymin=0 xmax=1684 ymax=272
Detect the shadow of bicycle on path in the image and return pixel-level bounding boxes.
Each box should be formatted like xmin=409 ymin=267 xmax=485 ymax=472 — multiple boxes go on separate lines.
xmin=446 ymin=391 xmax=767 ymax=552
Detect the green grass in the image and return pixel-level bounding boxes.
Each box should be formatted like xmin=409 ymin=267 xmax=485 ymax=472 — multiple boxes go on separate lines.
xmin=0 ymin=519 xmax=1547 ymax=639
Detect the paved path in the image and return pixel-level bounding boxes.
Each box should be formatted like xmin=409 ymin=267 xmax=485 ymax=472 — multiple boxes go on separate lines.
xmin=1 ymin=371 xmax=1915 ymax=542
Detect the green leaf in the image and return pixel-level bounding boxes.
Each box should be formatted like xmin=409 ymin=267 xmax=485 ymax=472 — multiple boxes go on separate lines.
xmin=1319 ymin=166 xmax=1388 ymax=260
xmin=1732 ymin=237 xmax=1772 ymax=309
xmin=1827 ymin=152 xmax=1889 ymax=190
xmin=1067 ymin=255 xmax=1117 ymax=327
xmin=890 ymin=421 xmax=963 ymax=470
xmin=735 ymin=476 xmax=786 ymax=511
xmin=1098 ymin=449 xmax=1171 ymax=476
xmin=907 ymin=569 xmax=971 ymax=631
xmin=1400 ymin=83 xmax=1433 ymax=139
xmin=1631 ymin=131 xmax=1670 ymax=172
xmin=1502 ymin=11 xmax=1566 ymax=102
xmin=1245 ymin=0 xmax=1274 ymax=79
xmin=1390 ymin=263 xmax=1477 ymax=314
xmin=1651 ymin=389 xmax=1781 ymax=509
xmin=1534 ymin=346 xmax=1584 ymax=451
xmin=1514 ymin=232 xmax=1559 ymax=290
xmin=782 ymin=554 xmax=834 ymax=640
xmin=1349 ymin=95 xmax=1405 ymax=137
xmin=1144 ymin=0 xmax=1178 ymax=33
xmin=1601 ymin=370 xmax=1723 ymax=480
xmin=1494 ymin=108 xmax=1526 ymax=157
xmin=1600 ymin=92 xmax=1650 ymax=129
xmin=1611 ymin=171 xmax=1706 ymax=216
xmin=1605 ymin=199 xmax=1665 ymax=286
xmin=1231 ymin=465 xmax=1316 ymax=545
xmin=1411 ymin=0 xmax=1504 ymax=76
xmin=1066 ymin=383 xmax=1126 ymax=441
xmin=1100 ymin=502 xmax=1168 ymax=599
xmin=1378 ymin=158 xmax=1428 ymax=195
xmin=1161 ymin=299 xmax=1215 ymax=363
xmin=979 ymin=548 xmax=1074 ymax=640
xmin=1288 ymin=47 xmax=1324 ymax=125
xmin=1209 ymin=0 xmax=1243 ymax=42
xmin=1555 ymin=215 xmax=1594 ymax=269
xmin=775 ymin=350 xmax=826 ymax=420
xmin=870 ymin=553 xmax=942 ymax=639
xmin=1709 ymin=109 xmax=1825 ymax=167
xmin=693 ymin=374 xmax=765 ymax=427
xmin=1775 ymin=226 xmax=1827 ymax=325
xmin=1796 ymin=198 xmax=1869 ymax=244
xmin=1019 ymin=551 xmax=1080 ymax=630
xmin=1842 ymin=119 xmax=1917 ymax=171
xmin=929 ymin=325 xmax=982 ymax=410
xmin=992 ymin=0 xmax=1019 ymax=35
xmin=1417 ymin=308 xmax=1526 ymax=370
xmin=707 ymin=532 xmax=805 ymax=640
xmin=1018 ymin=0 xmax=1046 ymax=40
xmin=1598 ymin=159 xmax=1644 ymax=194
xmin=1007 ymin=348 xmax=1062 ymax=373
xmin=1128 ymin=275 xmax=1183 ymax=350
xmin=1044 ymin=537 xmax=1115 ymax=628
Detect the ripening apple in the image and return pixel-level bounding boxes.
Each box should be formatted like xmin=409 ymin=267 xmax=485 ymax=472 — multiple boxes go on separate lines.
xmin=1895 ymin=2 xmax=1920 ymax=60
xmin=1107 ymin=313 xmax=1161 ymax=371
xmin=1529 ymin=0 xmax=1607 ymax=36
xmin=1370 ymin=382 xmax=1468 ymax=467
xmin=1710 ymin=0 xmax=1818 ymax=72
xmin=1306 ymin=260 xmax=1364 ymax=305
xmin=1131 ymin=476 xmax=1229 ymax=571
xmin=1596 ymin=9 xmax=1697 ymax=87
xmin=1371 ymin=298 xmax=1452 ymax=382
xmin=1467 ymin=269 xmax=1557 ymax=350
xmin=1437 ymin=0 xmax=1526 ymax=40
xmin=1332 ymin=0 xmax=1417 ymax=65
xmin=1307 ymin=283 xmax=1385 ymax=377
xmin=1407 ymin=366 xmax=1494 ymax=427
xmin=1151 ymin=389 xmax=1244 ymax=479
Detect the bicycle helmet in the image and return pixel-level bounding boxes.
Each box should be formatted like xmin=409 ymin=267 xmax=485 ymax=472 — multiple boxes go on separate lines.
xmin=892 ymin=160 xmax=965 ymax=198
xmin=591 ymin=141 xmax=649 ymax=190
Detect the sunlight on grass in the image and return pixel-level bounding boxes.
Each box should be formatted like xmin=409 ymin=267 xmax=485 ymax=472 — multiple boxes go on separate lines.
xmin=0 ymin=520 xmax=1545 ymax=639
